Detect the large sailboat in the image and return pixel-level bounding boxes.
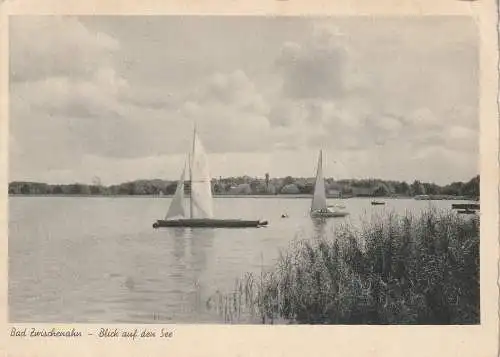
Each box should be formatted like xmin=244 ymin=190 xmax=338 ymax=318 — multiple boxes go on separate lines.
xmin=153 ymin=127 xmax=268 ymax=229
xmin=310 ymin=150 xmax=349 ymax=218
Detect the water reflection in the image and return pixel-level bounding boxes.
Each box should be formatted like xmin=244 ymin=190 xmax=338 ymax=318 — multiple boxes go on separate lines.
xmin=115 ymin=227 xmax=216 ymax=323
xmin=162 ymin=228 xmax=215 ymax=321
xmin=311 ymin=218 xmax=328 ymax=239
xmin=171 ymin=228 xmax=188 ymax=263
xmin=187 ymin=229 xmax=214 ymax=316
xmin=188 ymin=229 xmax=214 ymax=276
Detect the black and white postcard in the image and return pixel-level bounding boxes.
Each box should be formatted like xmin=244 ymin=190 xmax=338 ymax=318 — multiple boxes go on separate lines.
xmin=1 ymin=0 xmax=498 ymax=356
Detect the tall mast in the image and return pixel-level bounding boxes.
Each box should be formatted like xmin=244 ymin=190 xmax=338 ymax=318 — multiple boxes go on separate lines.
xmin=189 ymin=123 xmax=197 ymax=219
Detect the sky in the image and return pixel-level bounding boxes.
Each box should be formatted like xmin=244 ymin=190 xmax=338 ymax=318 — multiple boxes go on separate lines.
xmin=9 ymin=16 xmax=479 ymax=185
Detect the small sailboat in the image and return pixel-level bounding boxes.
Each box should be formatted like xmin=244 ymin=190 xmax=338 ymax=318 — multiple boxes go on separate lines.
xmin=452 ymin=203 xmax=479 ymax=215
xmin=456 ymin=209 xmax=477 ymax=215
xmin=310 ymin=150 xmax=349 ymax=219
xmin=153 ymin=126 xmax=268 ymax=229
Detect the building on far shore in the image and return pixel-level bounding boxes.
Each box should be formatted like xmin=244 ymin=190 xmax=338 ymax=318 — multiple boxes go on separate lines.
xmin=254 ymin=182 xmax=277 ymax=195
xmin=228 ymin=183 xmax=252 ymax=195
xmin=280 ymin=184 xmax=300 ymax=194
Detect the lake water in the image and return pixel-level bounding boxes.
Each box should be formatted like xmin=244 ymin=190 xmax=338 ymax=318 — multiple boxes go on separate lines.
xmin=9 ymin=196 xmax=471 ymax=323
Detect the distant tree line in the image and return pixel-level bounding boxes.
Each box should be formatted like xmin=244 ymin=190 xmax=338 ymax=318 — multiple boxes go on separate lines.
xmin=8 ymin=175 xmax=479 ymax=199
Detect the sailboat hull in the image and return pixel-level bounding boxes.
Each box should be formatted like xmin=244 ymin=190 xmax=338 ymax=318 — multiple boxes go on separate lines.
xmin=153 ymin=218 xmax=268 ymax=228
xmin=310 ymin=210 xmax=350 ymax=218
xmin=456 ymin=210 xmax=477 ymax=215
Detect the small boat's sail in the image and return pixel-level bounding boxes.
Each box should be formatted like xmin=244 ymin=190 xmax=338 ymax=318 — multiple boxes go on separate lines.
xmin=165 ymin=162 xmax=187 ymax=220
xmin=310 ymin=150 xmax=349 ymax=218
xmin=311 ymin=150 xmax=328 ymax=212
xmin=189 ymin=128 xmax=214 ymax=219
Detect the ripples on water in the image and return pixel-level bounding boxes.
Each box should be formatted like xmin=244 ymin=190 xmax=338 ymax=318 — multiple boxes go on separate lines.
xmin=8 ymin=196 xmax=469 ymax=323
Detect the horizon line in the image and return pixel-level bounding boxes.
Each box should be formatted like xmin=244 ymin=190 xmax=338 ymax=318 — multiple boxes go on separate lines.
xmin=8 ymin=174 xmax=480 ymax=187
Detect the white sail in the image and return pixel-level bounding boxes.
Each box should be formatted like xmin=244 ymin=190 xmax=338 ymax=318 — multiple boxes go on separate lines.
xmin=189 ymin=128 xmax=214 ymax=219
xmin=311 ymin=150 xmax=327 ymax=212
xmin=165 ymin=162 xmax=187 ymax=220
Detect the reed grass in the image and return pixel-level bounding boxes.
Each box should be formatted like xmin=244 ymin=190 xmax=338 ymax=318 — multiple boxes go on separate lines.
xmin=205 ymin=209 xmax=480 ymax=324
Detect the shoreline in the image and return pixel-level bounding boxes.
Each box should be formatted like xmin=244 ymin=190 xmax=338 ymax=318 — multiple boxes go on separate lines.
xmin=8 ymin=194 xmax=476 ymax=201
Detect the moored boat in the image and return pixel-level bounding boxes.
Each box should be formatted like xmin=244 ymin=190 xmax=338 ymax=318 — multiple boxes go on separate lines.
xmin=451 ymin=203 xmax=480 ymax=210
xmin=451 ymin=203 xmax=479 ymax=215
xmin=153 ymin=218 xmax=268 ymax=228
xmin=153 ymin=125 xmax=268 ymax=229
xmin=456 ymin=209 xmax=477 ymax=215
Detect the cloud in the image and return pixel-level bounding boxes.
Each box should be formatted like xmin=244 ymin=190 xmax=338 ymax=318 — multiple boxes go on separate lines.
xmin=9 ymin=17 xmax=478 ymax=184
xmin=9 ymin=16 xmax=128 ymax=172
xmin=9 ymin=17 xmax=194 ymax=165
xmin=268 ymin=100 xmax=305 ymax=128
xmin=10 ymin=16 xmax=119 ymax=83
xmin=410 ymin=145 xmax=477 ymax=183
xmin=193 ymin=70 xmax=269 ymax=114
xmin=275 ymin=31 xmax=346 ymax=100
xmin=446 ymin=125 xmax=478 ymax=152
xmin=11 ymin=69 xmax=128 ymax=119
xmin=11 ymin=63 xmax=275 ymax=169
xmin=267 ymin=97 xmax=370 ymax=151
xmin=405 ymin=108 xmax=440 ymax=128
xmin=180 ymin=70 xmax=273 ymax=153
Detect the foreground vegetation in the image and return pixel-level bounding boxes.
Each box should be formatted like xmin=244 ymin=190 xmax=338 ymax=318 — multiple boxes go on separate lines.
xmin=206 ymin=210 xmax=480 ymax=324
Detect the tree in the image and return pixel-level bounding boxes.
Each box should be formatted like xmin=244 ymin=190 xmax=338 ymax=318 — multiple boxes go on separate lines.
xmin=68 ymin=184 xmax=90 ymax=195
xmin=283 ymin=176 xmax=295 ymax=186
xmin=462 ymin=175 xmax=479 ymax=198
xmin=442 ymin=182 xmax=464 ymax=196
xmin=394 ymin=181 xmax=410 ymax=195
xmin=53 ymin=185 xmax=64 ymax=194
xmin=117 ymin=184 xmax=130 ymax=195
xmin=373 ymin=185 xmax=388 ymax=197
xmin=213 ymin=183 xmax=223 ymax=194
xmin=410 ymin=180 xmax=423 ymax=196
xmin=165 ymin=182 xmax=178 ymax=195
xmin=298 ymin=183 xmax=314 ymax=194
xmin=20 ymin=184 xmax=30 ymax=195
xmin=250 ymin=180 xmax=260 ymax=193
